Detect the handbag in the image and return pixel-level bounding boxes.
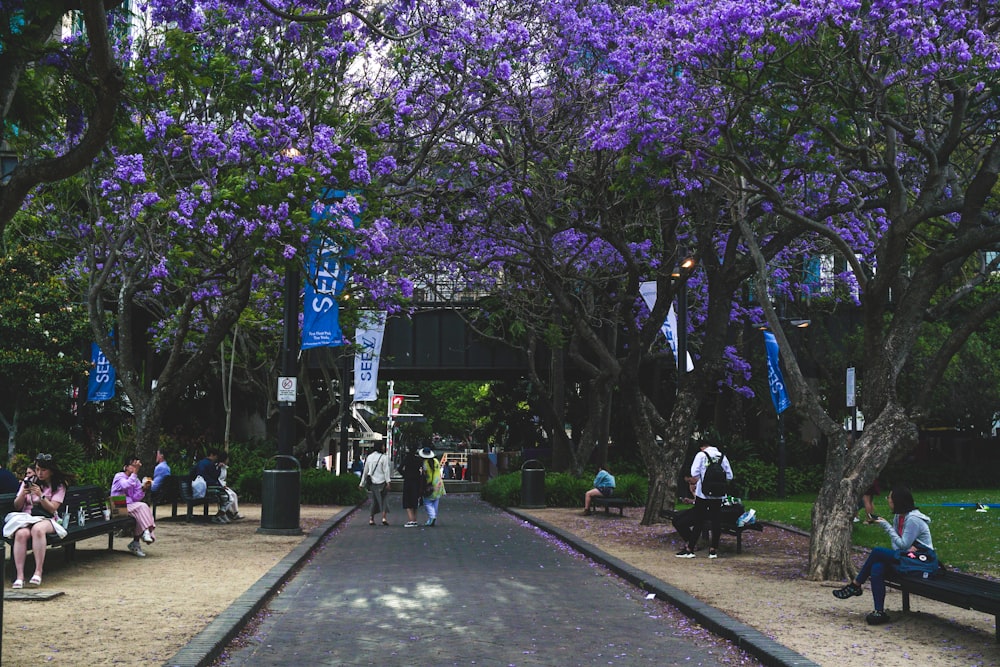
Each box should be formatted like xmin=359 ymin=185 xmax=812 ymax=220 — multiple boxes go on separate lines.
xmin=31 ymin=505 xmax=53 ymax=519
xmin=364 ymin=474 xmax=373 ymax=491
xmin=894 ymin=546 xmax=940 ymax=577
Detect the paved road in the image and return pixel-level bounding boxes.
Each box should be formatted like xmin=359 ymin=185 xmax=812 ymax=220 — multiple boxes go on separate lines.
xmin=214 ymin=495 xmax=762 ymax=666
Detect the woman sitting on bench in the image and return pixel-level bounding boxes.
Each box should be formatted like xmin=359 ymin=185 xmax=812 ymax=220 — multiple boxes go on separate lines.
xmin=4 ymin=454 xmax=71 ymax=589
xmin=111 ymin=456 xmax=157 ymax=557
xmin=582 ymin=466 xmax=615 ymax=515
xmin=832 ymin=485 xmax=934 ymax=625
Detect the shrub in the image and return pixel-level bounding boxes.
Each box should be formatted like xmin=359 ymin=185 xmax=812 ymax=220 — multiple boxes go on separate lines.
xmin=17 ymin=426 xmax=85 ymax=476
xmin=481 ymin=471 xmax=649 ymax=508
xmin=75 ymin=459 xmax=123 ymax=488
xmin=234 ymin=468 xmax=365 ymax=505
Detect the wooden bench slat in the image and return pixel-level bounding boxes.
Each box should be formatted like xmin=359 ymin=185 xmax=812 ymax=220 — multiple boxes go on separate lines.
xmin=885 ymin=569 xmax=1000 ymax=640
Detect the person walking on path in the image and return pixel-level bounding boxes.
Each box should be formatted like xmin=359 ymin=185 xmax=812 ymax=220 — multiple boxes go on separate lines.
xmin=419 ymin=447 xmax=446 ymax=526
xmin=676 ymin=441 xmax=733 ymax=559
xmin=359 ymin=443 xmax=392 ymax=526
xmin=400 ymin=445 xmax=424 ymax=527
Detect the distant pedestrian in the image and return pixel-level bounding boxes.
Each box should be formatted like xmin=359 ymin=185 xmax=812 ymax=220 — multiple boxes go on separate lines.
xmin=360 ymin=443 xmax=391 ymax=526
xmin=216 ymin=451 xmax=244 ymax=521
xmin=676 ymin=442 xmax=733 ymax=559
xmin=400 ymin=445 xmax=425 ymax=527
xmin=419 ymin=447 xmax=446 ymax=526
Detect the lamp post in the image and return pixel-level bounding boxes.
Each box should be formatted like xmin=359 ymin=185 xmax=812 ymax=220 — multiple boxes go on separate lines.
xmin=260 ymin=147 xmax=303 ymax=535
xmin=672 ymin=256 xmax=696 ymax=377
xmin=0 ymin=140 xmax=14 ymax=650
xmin=759 ymin=319 xmax=809 ymax=498
xmin=0 ymin=145 xmax=15 ymax=184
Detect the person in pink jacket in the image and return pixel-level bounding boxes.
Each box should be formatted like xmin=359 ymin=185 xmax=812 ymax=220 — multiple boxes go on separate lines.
xmin=111 ymin=456 xmax=156 ymax=557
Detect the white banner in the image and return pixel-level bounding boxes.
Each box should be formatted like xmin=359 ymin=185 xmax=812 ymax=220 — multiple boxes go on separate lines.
xmin=353 ymin=311 xmax=387 ymax=402
xmin=639 ymin=281 xmax=694 ymax=372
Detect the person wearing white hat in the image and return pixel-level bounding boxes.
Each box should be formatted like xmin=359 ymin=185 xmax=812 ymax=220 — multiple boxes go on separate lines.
xmin=419 ymin=447 xmax=446 ymax=526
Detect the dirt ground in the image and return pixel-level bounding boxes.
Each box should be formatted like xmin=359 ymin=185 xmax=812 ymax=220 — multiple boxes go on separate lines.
xmin=521 ymin=507 xmax=1000 ymax=667
xmin=3 ymin=502 xmax=999 ymax=666
xmin=1 ymin=504 xmax=337 ymax=667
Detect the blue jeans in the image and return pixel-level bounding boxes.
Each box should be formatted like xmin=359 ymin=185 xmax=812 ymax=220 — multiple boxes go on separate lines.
xmin=424 ymin=497 xmax=439 ymax=521
xmin=855 ymin=546 xmax=899 ymax=611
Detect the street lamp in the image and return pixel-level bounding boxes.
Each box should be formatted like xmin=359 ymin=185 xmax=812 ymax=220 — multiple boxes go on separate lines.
xmin=758 ymin=319 xmax=808 ymax=498
xmin=672 ymin=256 xmax=697 ymax=376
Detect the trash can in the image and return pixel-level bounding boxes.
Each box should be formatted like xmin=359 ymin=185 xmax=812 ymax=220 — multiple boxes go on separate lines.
xmin=258 ymin=455 xmax=303 ymax=535
xmin=520 ymin=459 xmax=545 ymax=509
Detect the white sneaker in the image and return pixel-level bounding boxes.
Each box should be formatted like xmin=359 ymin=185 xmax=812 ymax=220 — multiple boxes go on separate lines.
xmin=128 ymin=541 xmax=146 ymax=558
xmin=141 ymin=529 xmax=154 ymax=544
xmin=404 ymin=521 xmax=418 ymax=528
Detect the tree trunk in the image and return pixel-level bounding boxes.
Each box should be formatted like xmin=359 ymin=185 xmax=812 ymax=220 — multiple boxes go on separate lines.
xmin=2 ymin=408 xmax=18 ymax=461
xmin=133 ymin=398 xmax=165 ymax=473
xmin=806 ymin=402 xmax=917 ymax=580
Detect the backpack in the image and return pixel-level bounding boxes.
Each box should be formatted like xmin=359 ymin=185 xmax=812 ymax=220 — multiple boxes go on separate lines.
xmin=701 ymin=450 xmax=728 ymax=497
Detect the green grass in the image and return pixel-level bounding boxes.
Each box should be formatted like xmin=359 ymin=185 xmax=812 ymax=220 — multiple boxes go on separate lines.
xmin=736 ymin=489 xmax=1000 ymax=578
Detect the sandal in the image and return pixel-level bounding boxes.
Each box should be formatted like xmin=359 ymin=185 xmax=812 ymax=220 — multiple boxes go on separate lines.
xmin=28 ymin=574 xmax=42 ymax=587
xmin=12 ymin=579 xmax=23 ymax=590
xmin=382 ymin=519 xmax=389 ymax=526
xmin=369 ymin=518 xmax=375 ymax=526
xmin=833 ymin=583 xmax=862 ymax=599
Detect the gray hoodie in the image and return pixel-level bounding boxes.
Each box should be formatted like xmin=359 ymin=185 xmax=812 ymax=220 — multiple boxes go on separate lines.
xmin=880 ymin=509 xmax=933 ymax=551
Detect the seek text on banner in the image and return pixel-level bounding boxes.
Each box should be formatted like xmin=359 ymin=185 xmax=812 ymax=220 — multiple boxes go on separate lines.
xmin=353 ymin=311 xmax=387 ymax=402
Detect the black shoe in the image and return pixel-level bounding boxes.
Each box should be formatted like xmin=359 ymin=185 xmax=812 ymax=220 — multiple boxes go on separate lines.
xmin=833 ymin=583 xmax=863 ymax=599
xmin=865 ymin=610 xmax=890 ymax=625
xmin=675 ymin=548 xmax=696 ymax=558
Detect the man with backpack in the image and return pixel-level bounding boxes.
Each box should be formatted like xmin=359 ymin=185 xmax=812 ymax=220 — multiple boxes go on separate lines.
xmin=676 ymin=441 xmax=733 ymax=559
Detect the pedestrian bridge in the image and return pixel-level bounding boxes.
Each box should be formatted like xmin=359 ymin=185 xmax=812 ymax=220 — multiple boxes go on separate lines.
xmin=379 ymin=307 xmax=526 ymax=380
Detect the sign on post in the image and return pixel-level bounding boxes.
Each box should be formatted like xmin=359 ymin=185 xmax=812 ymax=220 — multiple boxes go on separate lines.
xmin=277 ymin=376 xmax=297 ymax=403
xmin=846 ymin=367 xmax=856 ymax=407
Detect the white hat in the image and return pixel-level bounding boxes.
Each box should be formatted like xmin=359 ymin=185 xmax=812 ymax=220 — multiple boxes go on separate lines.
xmin=418 ymin=447 xmax=435 ymax=459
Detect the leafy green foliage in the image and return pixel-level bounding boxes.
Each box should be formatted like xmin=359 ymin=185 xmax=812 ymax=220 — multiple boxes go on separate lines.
xmin=728 ymin=459 xmax=825 ymax=499
xmin=74 ymin=458 xmax=122 ymax=488
xmin=482 ymin=471 xmax=648 ymax=507
xmin=16 ymin=426 xmax=85 ymax=478
xmin=0 ymin=252 xmax=90 ymax=437
xmin=233 ymin=467 xmax=365 ymax=505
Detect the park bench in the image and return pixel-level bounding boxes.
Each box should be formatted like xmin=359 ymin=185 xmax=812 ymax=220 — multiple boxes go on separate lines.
xmin=660 ymin=504 xmax=763 ymax=555
xmin=2 ymin=485 xmax=135 ymax=580
xmin=150 ymin=475 xmax=224 ymax=521
xmin=590 ymin=496 xmax=628 ymax=516
xmin=884 ymin=568 xmax=1000 ymax=642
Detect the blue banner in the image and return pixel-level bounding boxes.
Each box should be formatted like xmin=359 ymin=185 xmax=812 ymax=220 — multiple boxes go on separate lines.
xmin=763 ymin=331 xmax=790 ymax=414
xmin=87 ymin=342 xmax=116 ymax=402
xmin=301 ymin=192 xmax=357 ymax=350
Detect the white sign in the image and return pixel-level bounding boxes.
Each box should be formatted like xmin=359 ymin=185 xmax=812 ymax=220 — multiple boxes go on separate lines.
xmin=846 ymin=367 xmax=856 ymax=407
xmin=277 ymin=376 xmax=297 ymax=403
